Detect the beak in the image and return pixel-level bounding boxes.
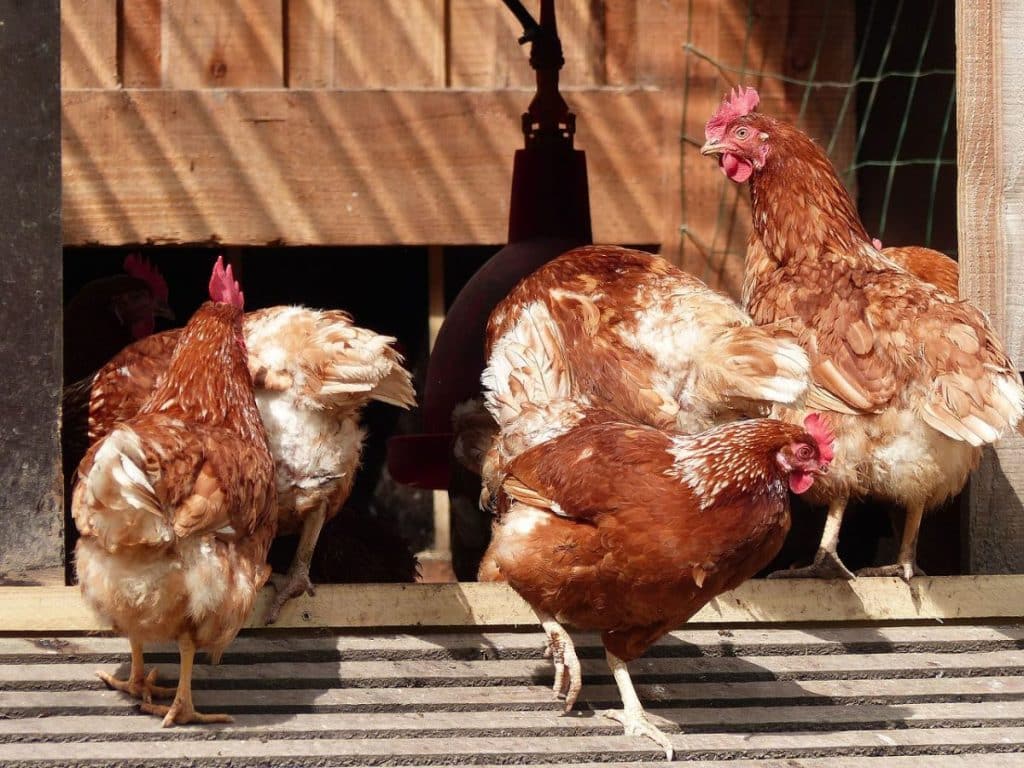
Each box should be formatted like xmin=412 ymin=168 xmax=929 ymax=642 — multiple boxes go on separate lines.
xmin=154 ymin=299 xmax=175 ymax=322
xmin=700 ymin=139 xmax=725 ymax=157
xmin=813 ymin=463 xmax=830 ymax=476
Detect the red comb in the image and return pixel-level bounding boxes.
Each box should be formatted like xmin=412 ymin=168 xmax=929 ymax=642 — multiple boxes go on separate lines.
xmin=705 ymin=86 xmax=761 ymax=141
xmin=803 ymin=413 xmax=835 ymax=463
xmin=208 ymin=255 xmax=244 ymax=310
xmin=123 ymin=253 xmax=169 ymax=301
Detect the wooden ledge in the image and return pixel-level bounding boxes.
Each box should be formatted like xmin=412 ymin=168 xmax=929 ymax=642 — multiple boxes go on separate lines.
xmin=1 ymin=576 xmax=1022 ymax=633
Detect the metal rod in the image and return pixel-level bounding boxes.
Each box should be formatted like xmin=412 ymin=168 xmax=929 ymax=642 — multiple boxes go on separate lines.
xmin=500 ymin=0 xmax=541 ymax=44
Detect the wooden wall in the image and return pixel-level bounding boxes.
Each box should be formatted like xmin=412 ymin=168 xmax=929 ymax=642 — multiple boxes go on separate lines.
xmin=957 ymin=0 xmax=1024 ymax=573
xmin=61 ymin=0 xmax=854 ymax=289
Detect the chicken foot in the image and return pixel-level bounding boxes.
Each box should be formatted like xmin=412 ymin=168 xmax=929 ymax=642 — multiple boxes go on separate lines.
xmin=598 ymin=650 xmax=674 ymax=760
xmin=538 ymin=612 xmax=582 ymax=711
xmin=140 ymin=635 xmax=233 ymax=727
xmin=857 ymin=501 xmax=926 ymax=582
xmin=266 ymin=501 xmax=327 ymax=624
xmin=768 ymin=496 xmax=855 ymax=580
xmin=97 ymin=639 xmax=177 ymax=703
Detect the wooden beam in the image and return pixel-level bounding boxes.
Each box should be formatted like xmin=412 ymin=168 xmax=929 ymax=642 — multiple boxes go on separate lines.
xmin=0 ymin=2 xmax=63 ymax=575
xmin=3 ymin=576 xmax=1023 ymax=632
xmin=957 ymin=0 xmax=1024 ymax=573
xmin=61 ymin=88 xmax=668 ymax=246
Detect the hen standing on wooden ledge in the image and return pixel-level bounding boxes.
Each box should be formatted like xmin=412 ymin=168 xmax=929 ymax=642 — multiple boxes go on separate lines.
xmin=701 ymin=86 xmax=1024 ymax=581
xmin=72 ymin=257 xmax=276 ymax=726
xmin=487 ymin=408 xmax=833 ymax=758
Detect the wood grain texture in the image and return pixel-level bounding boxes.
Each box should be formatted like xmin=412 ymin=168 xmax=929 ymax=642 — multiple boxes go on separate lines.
xmin=0 ymin=1 xmax=63 ymax=575
xmin=957 ymin=0 xmax=1024 ymax=574
xmin=61 ymin=88 xmax=668 ymax=246
xmin=285 ymin=0 xmax=336 ymax=87
xmin=60 ymin=0 xmax=117 ymax=88
xmin=119 ymin=0 xmax=161 ymax=87
xmin=161 ymin=1 xmax=284 ymax=87
xmin=331 ymin=0 xmax=445 ymax=88
xmin=4 ymin=576 xmax=1024 ymax=632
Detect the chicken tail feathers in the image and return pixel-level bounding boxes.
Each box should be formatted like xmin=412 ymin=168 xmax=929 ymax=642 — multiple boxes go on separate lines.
xmin=72 ymin=427 xmax=172 ymax=551
xmin=700 ymin=323 xmax=811 ymax=413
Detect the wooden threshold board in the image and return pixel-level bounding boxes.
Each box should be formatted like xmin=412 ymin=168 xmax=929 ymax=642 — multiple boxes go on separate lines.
xmin=2 ymin=577 xmax=1023 ymax=633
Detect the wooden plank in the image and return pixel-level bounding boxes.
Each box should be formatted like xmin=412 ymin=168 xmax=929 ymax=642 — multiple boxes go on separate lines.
xmin=119 ymin=0 xmax=161 ymax=87
xmin=3 ymin=577 xmax=1024 ymax=633
xmin=61 ymin=88 xmax=668 ymax=246
xmin=957 ymin=0 xmax=1024 ymax=574
xmin=449 ymin=0 xmax=602 ymax=88
xmin=3 ymin=675 xmax=1019 ymax=713
xmin=9 ymin=650 xmax=1021 ymax=687
xmin=6 ymin=701 xmax=1024 ymax=736
xmin=1 ymin=727 xmax=1022 ymax=762
xmin=3 ymin=624 xmax=1021 ymax=658
xmin=60 ymin=0 xmax=117 ymax=88
xmin=286 ymin=0 xmax=335 ymax=88
xmin=0 ymin=2 xmax=63 ymax=576
xmin=161 ymin=1 xmax=284 ymax=87
xmin=331 ymin=0 xmax=445 ymax=88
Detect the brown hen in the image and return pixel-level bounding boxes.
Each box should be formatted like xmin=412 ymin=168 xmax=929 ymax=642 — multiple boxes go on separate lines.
xmin=701 ymin=87 xmax=1023 ymax=580
xmin=66 ymin=305 xmax=415 ymax=621
xmin=478 ymin=245 xmax=811 ymax=502
xmin=73 ymin=258 xmax=275 ymax=726
xmin=484 ymin=410 xmax=833 ymax=757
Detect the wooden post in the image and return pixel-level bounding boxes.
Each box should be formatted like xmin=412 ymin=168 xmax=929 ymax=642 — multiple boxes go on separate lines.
xmin=0 ymin=1 xmax=63 ymax=578
xmin=957 ymin=0 xmax=1024 ymax=573
xmin=426 ymin=246 xmax=451 ymax=562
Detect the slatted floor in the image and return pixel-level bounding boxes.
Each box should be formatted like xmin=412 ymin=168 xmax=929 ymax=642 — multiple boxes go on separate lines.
xmin=1 ymin=624 xmax=1023 ymax=766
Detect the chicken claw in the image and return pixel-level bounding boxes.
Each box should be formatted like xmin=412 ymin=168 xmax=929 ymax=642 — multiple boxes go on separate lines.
xmin=538 ymin=614 xmax=582 ymax=711
xmin=599 ymin=707 xmax=675 ymax=761
xmin=97 ymin=668 xmax=176 ymax=704
xmin=767 ymin=548 xmax=854 ymax=580
xmin=265 ymin=569 xmax=316 ymax=625
xmin=857 ymin=561 xmax=925 ymax=583
xmin=602 ymin=650 xmax=674 ymax=760
xmin=140 ymin=699 xmax=233 ymax=728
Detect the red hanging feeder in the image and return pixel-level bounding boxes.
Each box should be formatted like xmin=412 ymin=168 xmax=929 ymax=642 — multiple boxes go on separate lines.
xmin=387 ymin=0 xmax=592 ymax=491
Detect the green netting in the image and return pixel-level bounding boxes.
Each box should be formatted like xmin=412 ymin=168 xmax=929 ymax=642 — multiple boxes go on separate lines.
xmin=679 ymin=0 xmax=958 ymax=282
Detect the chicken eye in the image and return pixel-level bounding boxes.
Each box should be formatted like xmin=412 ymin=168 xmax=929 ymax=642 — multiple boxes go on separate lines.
xmin=796 ymin=444 xmax=813 ymax=460
xmin=735 ymin=127 xmax=749 ymax=139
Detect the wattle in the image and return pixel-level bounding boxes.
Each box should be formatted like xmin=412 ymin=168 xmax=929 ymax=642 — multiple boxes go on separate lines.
xmin=721 ymin=153 xmax=753 ymax=183
xmin=788 ymin=471 xmax=813 ymax=494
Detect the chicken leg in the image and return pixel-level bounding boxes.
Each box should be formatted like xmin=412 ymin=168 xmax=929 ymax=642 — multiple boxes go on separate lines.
xmin=599 ymin=650 xmax=674 ymax=760
xmin=768 ymin=496 xmax=855 ymax=579
xmin=96 ymin=639 xmax=177 ymax=703
xmin=140 ymin=635 xmax=233 ymax=727
xmin=266 ymin=500 xmax=327 ymax=624
xmin=538 ymin=612 xmax=582 ymax=710
xmin=857 ymin=501 xmax=926 ymax=582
